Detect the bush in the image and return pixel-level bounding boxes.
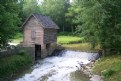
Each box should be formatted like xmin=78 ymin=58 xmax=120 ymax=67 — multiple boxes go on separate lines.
xmin=93 ymin=55 xmax=121 ymax=81
xmin=14 ymin=32 xmax=23 ymax=39
xmin=0 ymin=52 xmax=32 ymax=81
xmin=18 ymin=50 xmax=27 ymax=56
xmin=102 ymin=69 xmax=115 ymax=78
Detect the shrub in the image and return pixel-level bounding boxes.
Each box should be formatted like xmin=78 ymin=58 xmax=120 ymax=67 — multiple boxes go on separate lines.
xmin=101 ymin=69 xmax=115 ymax=78
xmin=18 ymin=50 xmax=27 ymax=56
xmin=0 ymin=52 xmax=32 ymax=81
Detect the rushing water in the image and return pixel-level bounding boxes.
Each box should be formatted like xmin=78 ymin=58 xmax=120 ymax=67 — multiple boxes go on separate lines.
xmin=14 ymin=50 xmax=98 ymax=81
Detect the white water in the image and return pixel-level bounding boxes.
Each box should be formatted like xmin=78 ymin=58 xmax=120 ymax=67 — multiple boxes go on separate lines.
xmin=15 ymin=50 xmax=98 ymax=81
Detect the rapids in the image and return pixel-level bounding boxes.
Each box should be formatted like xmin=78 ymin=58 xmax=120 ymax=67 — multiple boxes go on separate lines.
xmin=14 ymin=50 xmax=98 ymax=81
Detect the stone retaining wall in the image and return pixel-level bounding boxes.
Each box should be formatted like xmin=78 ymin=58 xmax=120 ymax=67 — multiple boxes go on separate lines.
xmin=0 ymin=45 xmax=35 ymax=62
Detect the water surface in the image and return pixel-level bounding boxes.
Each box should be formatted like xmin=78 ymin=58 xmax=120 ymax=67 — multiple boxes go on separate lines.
xmin=15 ymin=50 xmax=98 ymax=81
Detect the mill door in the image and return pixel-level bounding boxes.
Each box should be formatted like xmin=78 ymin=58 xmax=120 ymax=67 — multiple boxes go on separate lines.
xmin=35 ymin=45 xmax=41 ymax=59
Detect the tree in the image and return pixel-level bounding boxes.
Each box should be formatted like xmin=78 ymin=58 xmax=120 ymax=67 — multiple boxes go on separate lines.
xmin=0 ymin=0 xmax=22 ymax=48
xmin=74 ymin=0 xmax=121 ymax=52
xmin=21 ymin=0 xmax=40 ymax=21
xmin=39 ymin=0 xmax=70 ymax=32
xmin=65 ymin=0 xmax=82 ymax=33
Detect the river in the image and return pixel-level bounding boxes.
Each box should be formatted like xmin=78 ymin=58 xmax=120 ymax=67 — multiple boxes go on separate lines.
xmin=14 ymin=50 xmax=98 ymax=81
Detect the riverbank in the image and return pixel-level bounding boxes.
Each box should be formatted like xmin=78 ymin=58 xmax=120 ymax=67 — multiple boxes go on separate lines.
xmin=78 ymin=59 xmax=103 ymax=81
xmin=60 ymin=42 xmax=103 ymax=81
xmin=62 ymin=43 xmax=99 ymax=52
xmin=93 ymin=54 xmax=121 ymax=81
xmin=0 ymin=51 xmax=32 ymax=81
xmin=57 ymin=36 xmax=104 ymax=81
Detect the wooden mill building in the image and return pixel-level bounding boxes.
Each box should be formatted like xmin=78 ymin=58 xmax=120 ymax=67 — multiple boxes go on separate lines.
xmin=21 ymin=14 xmax=59 ymax=59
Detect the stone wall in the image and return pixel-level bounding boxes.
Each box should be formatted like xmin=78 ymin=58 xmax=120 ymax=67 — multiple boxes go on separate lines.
xmin=19 ymin=45 xmax=35 ymax=62
xmin=0 ymin=45 xmax=35 ymax=62
xmin=48 ymin=43 xmax=57 ymax=56
xmin=0 ymin=43 xmax=57 ymax=62
xmin=40 ymin=42 xmax=57 ymax=58
xmin=0 ymin=48 xmax=18 ymax=58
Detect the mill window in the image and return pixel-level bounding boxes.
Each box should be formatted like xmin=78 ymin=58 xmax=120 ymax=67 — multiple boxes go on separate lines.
xmin=31 ymin=31 xmax=36 ymax=41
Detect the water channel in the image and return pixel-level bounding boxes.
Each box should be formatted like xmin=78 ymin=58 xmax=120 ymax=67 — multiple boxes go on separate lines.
xmin=14 ymin=50 xmax=98 ymax=81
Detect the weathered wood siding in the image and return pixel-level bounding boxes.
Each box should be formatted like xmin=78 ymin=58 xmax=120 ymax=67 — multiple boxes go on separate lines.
xmin=23 ymin=16 xmax=44 ymax=45
xmin=22 ymin=15 xmax=58 ymax=59
xmin=44 ymin=29 xmax=57 ymax=44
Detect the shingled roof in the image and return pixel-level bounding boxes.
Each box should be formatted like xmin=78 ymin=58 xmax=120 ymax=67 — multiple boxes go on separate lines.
xmin=22 ymin=14 xmax=59 ymax=29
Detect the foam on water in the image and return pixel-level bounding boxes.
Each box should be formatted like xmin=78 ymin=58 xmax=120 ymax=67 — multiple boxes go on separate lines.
xmin=15 ymin=50 xmax=98 ymax=81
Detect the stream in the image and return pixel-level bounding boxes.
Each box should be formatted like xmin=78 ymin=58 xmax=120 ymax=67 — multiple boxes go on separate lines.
xmin=14 ymin=50 xmax=99 ymax=81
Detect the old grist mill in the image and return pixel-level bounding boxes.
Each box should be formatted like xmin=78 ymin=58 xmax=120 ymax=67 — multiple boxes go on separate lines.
xmin=21 ymin=14 xmax=59 ymax=59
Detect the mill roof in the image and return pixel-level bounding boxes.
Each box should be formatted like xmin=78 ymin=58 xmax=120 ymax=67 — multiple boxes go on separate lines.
xmin=22 ymin=14 xmax=59 ymax=29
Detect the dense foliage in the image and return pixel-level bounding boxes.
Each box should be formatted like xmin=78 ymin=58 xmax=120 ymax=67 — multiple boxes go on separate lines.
xmin=1 ymin=0 xmax=121 ymax=53
xmin=93 ymin=55 xmax=121 ymax=81
xmin=0 ymin=0 xmax=22 ymax=48
xmin=0 ymin=51 xmax=32 ymax=81
xmin=40 ymin=0 xmax=70 ymax=32
xmin=67 ymin=0 xmax=121 ymax=52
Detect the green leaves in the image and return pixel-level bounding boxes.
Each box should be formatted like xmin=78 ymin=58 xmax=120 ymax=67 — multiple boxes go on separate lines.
xmin=40 ymin=0 xmax=70 ymax=31
xmin=0 ymin=0 xmax=21 ymax=48
xmin=69 ymin=0 xmax=121 ymax=51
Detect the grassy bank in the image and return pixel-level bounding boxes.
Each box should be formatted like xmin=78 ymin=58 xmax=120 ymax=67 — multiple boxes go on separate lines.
xmin=10 ymin=33 xmax=23 ymax=45
xmin=57 ymin=36 xmax=99 ymax=52
xmin=62 ymin=43 xmax=91 ymax=51
xmin=93 ymin=55 xmax=121 ymax=81
xmin=57 ymin=35 xmax=121 ymax=81
xmin=57 ymin=36 xmax=83 ymax=44
xmin=0 ymin=51 xmax=32 ymax=81
xmin=11 ymin=38 xmax=23 ymax=44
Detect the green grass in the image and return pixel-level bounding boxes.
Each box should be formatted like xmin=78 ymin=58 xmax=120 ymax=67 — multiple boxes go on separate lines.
xmin=10 ymin=32 xmax=23 ymax=44
xmin=57 ymin=35 xmax=99 ymax=52
xmin=11 ymin=38 xmax=23 ymax=44
xmin=57 ymin=36 xmax=83 ymax=44
xmin=62 ymin=43 xmax=99 ymax=52
xmin=93 ymin=55 xmax=121 ymax=81
xmin=62 ymin=43 xmax=91 ymax=51
xmin=0 ymin=51 xmax=32 ymax=81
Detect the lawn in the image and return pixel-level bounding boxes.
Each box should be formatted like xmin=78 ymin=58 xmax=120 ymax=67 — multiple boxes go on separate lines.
xmin=9 ymin=33 xmax=23 ymax=45
xmin=57 ymin=36 xmax=83 ymax=44
xmin=57 ymin=36 xmax=99 ymax=52
xmin=93 ymin=55 xmax=121 ymax=81
xmin=11 ymin=38 xmax=23 ymax=44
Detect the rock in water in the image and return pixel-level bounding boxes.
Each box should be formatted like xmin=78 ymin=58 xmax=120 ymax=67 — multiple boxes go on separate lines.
xmin=90 ymin=75 xmax=103 ymax=81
